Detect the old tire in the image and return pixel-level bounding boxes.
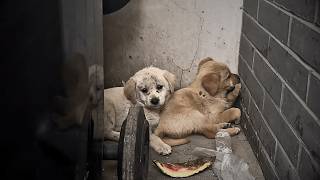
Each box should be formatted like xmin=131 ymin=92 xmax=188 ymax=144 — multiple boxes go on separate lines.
xmin=117 ymin=105 xmax=149 ymax=180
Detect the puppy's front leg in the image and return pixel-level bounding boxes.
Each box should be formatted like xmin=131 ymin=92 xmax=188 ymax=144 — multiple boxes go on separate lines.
xmin=217 ymin=107 xmax=241 ymax=123
xmin=226 ymin=83 xmax=241 ymax=102
xmin=104 ymin=105 xmax=120 ymax=141
xmin=144 ymin=108 xmax=171 ymax=155
xmin=150 ymin=134 xmax=172 ymax=155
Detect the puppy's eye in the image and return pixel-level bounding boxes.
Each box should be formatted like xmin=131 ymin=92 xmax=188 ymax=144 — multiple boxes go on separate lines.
xmin=141 ymin=88 xmax=148 ymax=93
xmin=157 ymin=85 xmax=163 ymax=90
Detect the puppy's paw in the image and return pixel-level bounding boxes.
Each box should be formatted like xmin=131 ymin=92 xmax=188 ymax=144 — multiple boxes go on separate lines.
xmin=233 ymin=83 xmax=241 ymax=94
xmin=225 ymin=127 xmax=241 ymax=136
xmin=155 ymin=143 xmax=172 ymax=155
xmin=234 ymin=127 xmax=241 ymax=134
xmin=222 ymin=123 xmax=232 ymax=129
xmin=235 ymin=83 xmax=241 ymax=90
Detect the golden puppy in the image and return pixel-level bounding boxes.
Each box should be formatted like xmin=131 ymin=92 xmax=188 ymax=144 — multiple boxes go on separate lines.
xmin=152 ymin=58 xmax=241 ymax=155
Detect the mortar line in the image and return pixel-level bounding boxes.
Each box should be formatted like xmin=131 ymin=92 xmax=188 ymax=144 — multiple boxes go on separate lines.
xmin=261 ymin=89 xmax=266 ymax=112
xmin=300 ymin=144 xmax=320 ymax=173
xmin=314 ymin=0 xmax=319 ymax=24
xmin=249 ymin=120 xmax=280 ymax=179
xmin=262 ymin=0 xmax=320 ymax=34
xmin=296 ymin=143 xmax=302 ymax=169
xmin=243 ymin=35 xmax=320 ymax=156
xmin=251 ymin=50 xmax=256 ymax=70
xmin=276 ymin=138 xmax=301 ymax=171
xmin=256 ymin=0 xmax=260 ymax=20
xmin=251 ymin=94 xmax=278 ymax=147
xmin=243 ymin=32 xmax=320 ymax=125
xmin=243 ymin=11 xmax=315 ymax=73
xmin=240 ymin=77 xmax=252 ymax=111
xmin=279 ymin=83 xmax=285 ymax=112
xmin=241 ymin=51 xmax=309 ymax=153
xmin=261 ymin=92 xmax=310 ymax=166
xmin=252 ymin=92 xmax=304 ymax=174
xmin=287 ymin=16 xmax=292 ymax=46
xmin=305 ymin=72 xmax=311 ymax=104
xmin=273 ymin=140 xmax=278 ymax=164
xmin=240 ymin=51 xmax=265 ymax=97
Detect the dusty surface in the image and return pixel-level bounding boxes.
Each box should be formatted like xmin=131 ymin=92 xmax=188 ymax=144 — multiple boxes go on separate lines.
xmin=103 ymin=129 xmax=265 ymax=180
xmin=103 ymin=0 xmax=243 ymax=89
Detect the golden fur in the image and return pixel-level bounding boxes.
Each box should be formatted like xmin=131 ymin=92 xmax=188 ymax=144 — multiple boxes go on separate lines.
xmin=152 ymin=57 xmax=241 ymax=155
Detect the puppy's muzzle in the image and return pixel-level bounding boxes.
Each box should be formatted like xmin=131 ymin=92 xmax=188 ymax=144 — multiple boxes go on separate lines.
xmin=226 ymin=86 xmax=235 ymax=94
xmin=227 ymin=74 xmax=240 ymax=94
xmin=232 ymin=73 xmax=240 ymax=84
xmin=150 ymin=97 xmax=160 ymax=105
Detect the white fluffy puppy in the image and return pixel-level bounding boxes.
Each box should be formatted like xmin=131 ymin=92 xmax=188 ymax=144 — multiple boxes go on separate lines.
xmin=104 ymin=67 xmax=175 ymax=153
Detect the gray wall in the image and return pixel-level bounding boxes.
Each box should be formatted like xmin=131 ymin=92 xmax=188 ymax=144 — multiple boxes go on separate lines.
xmin=103 ymin=0 xmax=243 ymax=88
xmin=239 ymin=0 xmax=320 ymax=179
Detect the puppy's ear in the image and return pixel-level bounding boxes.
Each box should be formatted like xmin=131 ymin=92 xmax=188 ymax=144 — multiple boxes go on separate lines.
xmin=124 ymin=78 xmax=137 ymax=103
xmin=202 ymin=73 xmax=220 ymax=96
xmin=197 ymin=57 xmax=214 ymax=73
xmin=163 ymin=70 xmax=176 ymax=93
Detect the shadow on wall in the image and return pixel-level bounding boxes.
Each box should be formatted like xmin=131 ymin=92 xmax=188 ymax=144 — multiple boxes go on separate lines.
xmin=103 ymin=0 xmax=143 ymax=88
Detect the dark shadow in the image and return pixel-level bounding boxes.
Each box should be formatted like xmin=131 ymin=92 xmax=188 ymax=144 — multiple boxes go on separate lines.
xmin=103 ymin=0 xmax=143 ymax=88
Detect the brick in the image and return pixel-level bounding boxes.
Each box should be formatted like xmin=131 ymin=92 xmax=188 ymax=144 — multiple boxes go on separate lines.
xmin=298 ymin=148 xmax=320 ymax=180
xmin=258 ymin=118 xmax=276 ymax=162
xmin=282 ymin=87 xmax=320 ymax=165
xmin=258 ymin=0 xmax=290 ymax=43
xmin=248 ymin=101 xmax=263 ymax=131
xmin=263 ymin=94 xmax=300 ymax=165
xmin=242 ymin=114 xmax=260 ymax=155
xmin=317 ymin=2 xmax=320 ymax=26
xmin=253 ymin=52 xmax=282 ymax=105
xmin=275 ymin=146 xmax=300 ymax=180
xmin=240 ymin=81 xmax=251 ymax=113
xmin=249 ymin=101 xmax=276 ymax=160
xmin=290 ymin=19 xmax=320 ymax=73
xmin=275 ymin=0 xmax=316 ymax=22
xmin=268 ymin=38 xmax=309 ymax=100
xmin=307 ymin=74 xmax=320 ymax=119
xmin=241 ymin=111 xmax=250 ymax=133
xmin=239 ymin=56 xmax=265 ymax=109
xmin=243 ymin=0 xmax=258 ymax=19
xmin=240 ymin=107 xmax=250 ymax=128
xmin=239 ymin=34 xmax=254 ymax=67
xmin=242 ymin=13 xmax=269 ymax=56
xmin=257 ymin=145 xmax=278 ymax=180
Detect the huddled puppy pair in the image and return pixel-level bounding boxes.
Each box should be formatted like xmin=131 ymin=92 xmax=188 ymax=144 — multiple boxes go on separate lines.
xmin=104 ymin=57 xmax=241 ymax=155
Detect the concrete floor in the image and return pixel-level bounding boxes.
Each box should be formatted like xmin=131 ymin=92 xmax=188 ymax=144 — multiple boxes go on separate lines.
xmin=103 ymin=128 xmax=264 ymax=180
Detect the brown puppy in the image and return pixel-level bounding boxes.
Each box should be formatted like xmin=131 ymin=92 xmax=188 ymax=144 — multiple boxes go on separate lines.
xmin=152 ymin=57 xmax=241 ymax=155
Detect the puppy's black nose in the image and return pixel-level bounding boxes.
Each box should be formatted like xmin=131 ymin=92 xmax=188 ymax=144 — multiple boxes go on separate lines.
xmin=150 ymin=97 xmax=159 ymax=105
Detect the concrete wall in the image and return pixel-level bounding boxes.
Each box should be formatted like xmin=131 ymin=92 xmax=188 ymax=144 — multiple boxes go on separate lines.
xmin=239 ymin=0 xmax=320 ymax=179
xmin=103 ymin=0 xmax=243 ymax=88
